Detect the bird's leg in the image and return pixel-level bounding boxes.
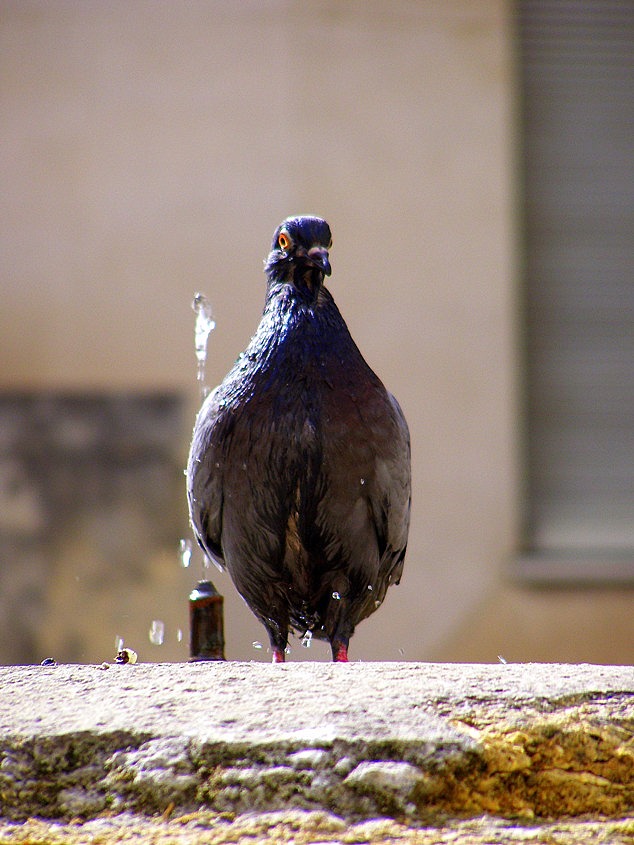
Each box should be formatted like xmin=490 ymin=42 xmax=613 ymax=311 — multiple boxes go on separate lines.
xmin=271 ymin=646 xmax=286 ymax=663
xmin=263 ymin=613 xmax=289 ymax=664
xmin=331 ymin=637 xmax=349 ymax=663
xmin=328 ymin=594 xmax=352 ymax=662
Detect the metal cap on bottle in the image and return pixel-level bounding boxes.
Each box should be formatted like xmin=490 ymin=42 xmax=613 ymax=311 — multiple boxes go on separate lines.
xmin=189 ymin=579 xmax=226 ymax=661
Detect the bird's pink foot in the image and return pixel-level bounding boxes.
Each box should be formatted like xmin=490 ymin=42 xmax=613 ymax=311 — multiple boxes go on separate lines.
xmin=271 ymin=647 xmax=286 ymax=663
xmin=333 ymin=642 xmax=349 ymax=662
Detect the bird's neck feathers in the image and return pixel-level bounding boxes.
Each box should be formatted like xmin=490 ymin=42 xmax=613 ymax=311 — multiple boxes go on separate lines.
xmin=265 ymin=264 xmax=328 ymax=308
xmin=263 ymin=277 xmax=338 ymax=329
xmin=250 ymin=272 xmax=354 ymax=365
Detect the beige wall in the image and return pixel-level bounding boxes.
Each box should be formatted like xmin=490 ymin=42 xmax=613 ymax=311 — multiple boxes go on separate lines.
xmin=2 ymin=1 xmax=630 ymax=664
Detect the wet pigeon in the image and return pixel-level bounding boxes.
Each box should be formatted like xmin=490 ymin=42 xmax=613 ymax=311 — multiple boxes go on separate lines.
xmin=187 ymin=216 xmax=411 ymax=662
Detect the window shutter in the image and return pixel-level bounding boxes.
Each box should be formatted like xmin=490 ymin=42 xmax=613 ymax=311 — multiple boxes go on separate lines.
xmin=519 ymin=1 xmax=634 ymax=576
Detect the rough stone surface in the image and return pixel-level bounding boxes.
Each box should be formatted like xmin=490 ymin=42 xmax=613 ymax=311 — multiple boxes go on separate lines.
xmin=1 ymin=812 xmax=633 ymax=844
xmin=344 ymin=761 xmax=425 ymax=815
xmin=0 ymin=661 xmax=632 ymax=843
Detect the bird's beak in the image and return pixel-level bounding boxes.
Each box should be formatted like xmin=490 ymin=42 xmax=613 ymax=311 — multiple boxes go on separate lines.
xmin=307 ymin=246 xmax=331 ymax=276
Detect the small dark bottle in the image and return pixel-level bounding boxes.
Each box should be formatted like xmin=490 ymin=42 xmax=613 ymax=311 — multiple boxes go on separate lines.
xmin=189 ymin=579 xmax=226 ymax=661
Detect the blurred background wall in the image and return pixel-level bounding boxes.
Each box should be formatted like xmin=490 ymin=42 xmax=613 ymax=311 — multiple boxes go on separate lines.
xmin=1 ymin=0 xmax=632 ymax=665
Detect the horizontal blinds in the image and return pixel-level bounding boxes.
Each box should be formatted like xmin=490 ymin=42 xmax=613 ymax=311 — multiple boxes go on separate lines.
xmin=519 ymin=1 xmax=634 ymax=551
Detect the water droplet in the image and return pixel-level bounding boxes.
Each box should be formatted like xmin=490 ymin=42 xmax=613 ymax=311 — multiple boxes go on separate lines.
xmin=176 ymin=628 xmax=183 ymax=643
xmin=203 ymin=554 xmax=223 ymax=573
xmin=498 ymin=654 xmax=508 ymax=664
xmin=360 ymin=478 xmax=365 ymax=485
xmin=374 ymin=600 xmax=381 ymax=608
xmin=192 ymin=292 xmax=216 ymax=399
xmin=398 ymin=647 xmax=405 ymax=657
xmin=149 ymin=620 xmax=165 ymax=646
xmin=332 ymin=591 xmax=341 ymax=600
xmin=285 ymin=645 xmax=292 ymax=654
xmin=301 ymin=630 xmax=313 ymax=648
xmin=367 ymin=584 xmax=373 ymax=591
xmin=179 ymin=538 xmax=192 ymax=568
xmin=115 ymin=635 xmax=124 ymax=652
xmin=252 ymin=641 xmax=264 ymax=650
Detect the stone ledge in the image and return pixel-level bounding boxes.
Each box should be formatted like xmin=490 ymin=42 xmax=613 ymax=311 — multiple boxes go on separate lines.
xmin=1 ymin=811 xmax=633 ymax=845
xmin=0 ymin=662 xmax=632 ymax=839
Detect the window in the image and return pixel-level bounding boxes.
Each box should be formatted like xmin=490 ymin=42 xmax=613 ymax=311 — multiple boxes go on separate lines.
xmin=518 ymin=1 xmax=634 ymax=581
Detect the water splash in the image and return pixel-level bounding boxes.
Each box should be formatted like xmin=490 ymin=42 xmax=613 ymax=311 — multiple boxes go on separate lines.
xmin=176 ymin=628 xmax=183 ymax=643
xmin=252 ymin=641 xmax=264 ymax=650
xmin=149 ymin=619 xmax=165 ymax=646
xmin=203 ymin=553 xmax=223 ymax=574
xmin=192 ymin=292 xmax=216 ymax=399
xmin=179 ymin=538 xmax=193 ymax=568
xmin=114 ymin=634 xmax=124 ymax=652
xmin=301 ymin=630 xmax=313 ymax=648
xmin=332 ymin=591 xmax=341 ymax=600
xmin=115 ymin=647 xmax=138 ymax=665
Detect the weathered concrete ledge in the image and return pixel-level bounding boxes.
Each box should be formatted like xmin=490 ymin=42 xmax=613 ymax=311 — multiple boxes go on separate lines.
xmin=0 ymin=662 xmax=632 ymax=842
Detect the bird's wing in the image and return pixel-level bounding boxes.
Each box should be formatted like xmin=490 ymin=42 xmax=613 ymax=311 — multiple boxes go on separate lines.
xmin=317 ymin=379 xmax=411 ymax=589
xmin=186 ymin=388 xmax=228 ymax=567
xmin=372 ymin=392 xmax=411 ymax=584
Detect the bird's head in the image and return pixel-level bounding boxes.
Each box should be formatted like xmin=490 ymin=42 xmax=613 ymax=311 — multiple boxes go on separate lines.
xmin=265 ymin=216 xmax=332 ymax=299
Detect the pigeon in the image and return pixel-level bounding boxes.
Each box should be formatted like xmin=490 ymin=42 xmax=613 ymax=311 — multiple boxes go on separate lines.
xmin=187 ymin=216 xmax=411 ymax=662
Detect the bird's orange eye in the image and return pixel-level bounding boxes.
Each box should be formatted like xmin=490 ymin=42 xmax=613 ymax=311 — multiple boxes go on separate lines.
xmin=278 ymin=231 xmax=291 ymax=251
